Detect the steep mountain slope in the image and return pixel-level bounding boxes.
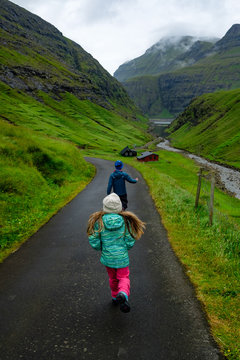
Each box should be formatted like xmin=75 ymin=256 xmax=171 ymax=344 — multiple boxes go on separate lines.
xmin=120 ymin=25 xmax=240 ymax=117
xmin=167 ymin=88 xmax=240 ymax=168
xmin=0 ymin=0 xmax=151 ymax=149
xmin=0 ymin=0 xmax=142 ymax=119
xmin=114 ymin=36 xmax=218 ymax=82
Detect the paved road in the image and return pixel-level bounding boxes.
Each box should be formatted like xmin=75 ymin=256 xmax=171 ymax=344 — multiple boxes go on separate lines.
xmin=0 ymin=158 xmax=224 ymax=360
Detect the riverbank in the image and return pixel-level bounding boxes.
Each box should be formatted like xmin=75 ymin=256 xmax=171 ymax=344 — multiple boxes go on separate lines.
xmin=157 ymin=140 xmax=240 ymax=200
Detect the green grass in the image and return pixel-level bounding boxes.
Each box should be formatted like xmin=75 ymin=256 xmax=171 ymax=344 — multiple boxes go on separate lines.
xmin=0 ymin=81 xmax=151 ymax=261
xmin=0 ymin=119 xmax=95 ymax=261
xmin=157 ymin=108 xmax=174 ymax=118
xmin=92 ymin=149 xmax=240 ymax=359
xmin=133 ymin=152 xmax=240 ymax=359
xmin=168 ymin=88 xmax=240 ymax=169
xmin=0 ymin=82 xmax=150 ymax=150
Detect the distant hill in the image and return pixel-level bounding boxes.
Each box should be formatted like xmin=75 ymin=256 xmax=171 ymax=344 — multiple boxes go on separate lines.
xmin=166 ymin=88 xmax=240 ymax=169
xmin=114 ymin=36 xmax=218 ymax=82
xmin=116 ymin=25 xmax=240 ymax=117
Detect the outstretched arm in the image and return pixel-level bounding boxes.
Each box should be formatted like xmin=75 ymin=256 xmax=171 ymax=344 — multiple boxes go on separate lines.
xmin=125 ymin=173 xmax=138 ymax=184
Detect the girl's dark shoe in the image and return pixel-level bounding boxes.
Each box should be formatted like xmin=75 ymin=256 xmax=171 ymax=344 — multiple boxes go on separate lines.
xmin=116 ymin=293 xmax=131 ymax=313
xmin=112 ymin=298 xmax=118 ymax=305
xmin=120 ymin=299 xmax=130 ymax=313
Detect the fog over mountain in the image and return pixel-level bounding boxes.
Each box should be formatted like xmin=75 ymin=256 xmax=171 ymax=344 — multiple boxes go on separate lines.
xmin=116 ymin=24 xmax=240 ymax=117
xmin=145 ymin=35 xmax=219 ymax=54
xmin=114 ymin=35 xmax=219 ymax=81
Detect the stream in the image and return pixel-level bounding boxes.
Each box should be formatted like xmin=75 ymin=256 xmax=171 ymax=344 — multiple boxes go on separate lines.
xmin=157 ymin=140 xmax=240 ymax=200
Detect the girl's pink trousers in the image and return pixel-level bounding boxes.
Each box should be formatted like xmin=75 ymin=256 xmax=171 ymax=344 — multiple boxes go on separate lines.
xmin=105 ymin=266 xmax=130 ymax=298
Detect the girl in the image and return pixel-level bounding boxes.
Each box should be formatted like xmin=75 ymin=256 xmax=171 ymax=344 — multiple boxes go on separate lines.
xmin=87 ymin=193 xmax=145 ymax=313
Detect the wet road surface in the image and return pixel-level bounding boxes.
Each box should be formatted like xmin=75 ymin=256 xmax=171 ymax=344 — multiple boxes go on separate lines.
xmin=0 ymin=158 xmax=224 ymax=359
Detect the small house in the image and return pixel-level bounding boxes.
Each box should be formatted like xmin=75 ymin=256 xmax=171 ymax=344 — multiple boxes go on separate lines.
xmin=137 ymin=151 xmax=159 ymax=162
xmin=120 ymin=146 xmax=137 ymax=157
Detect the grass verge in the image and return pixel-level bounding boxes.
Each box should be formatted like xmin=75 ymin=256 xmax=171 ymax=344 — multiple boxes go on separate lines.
xmin=0 ymin=120 xmax=95 ymax=262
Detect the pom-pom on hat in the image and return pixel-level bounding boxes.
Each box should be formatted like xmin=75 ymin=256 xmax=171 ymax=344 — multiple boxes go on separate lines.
xmin=103 ymin=193 xmax=122 ymax=213
xmin=115 ymin=160 xmax=123 ymax=170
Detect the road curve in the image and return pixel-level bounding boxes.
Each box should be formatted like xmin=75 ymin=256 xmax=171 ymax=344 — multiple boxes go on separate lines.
xmin=0 ymin=158 xmax=224 ymax=360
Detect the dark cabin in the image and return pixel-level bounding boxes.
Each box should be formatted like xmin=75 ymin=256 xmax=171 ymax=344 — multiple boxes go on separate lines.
xmin=120 ymin=146 xmax=137 ymax=157
xmin=137 ymin=151 xmax=159 ymax=162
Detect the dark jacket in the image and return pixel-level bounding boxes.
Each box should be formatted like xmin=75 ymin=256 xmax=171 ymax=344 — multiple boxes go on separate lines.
xmin=107 ymin=170 xmax=137 ymax=196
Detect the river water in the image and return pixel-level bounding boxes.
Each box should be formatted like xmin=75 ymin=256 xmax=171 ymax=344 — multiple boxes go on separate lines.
xmin=157 ymin=140 xmax=240 ymax=200
xmin=149 ymin=119 xmax=173 ymax=137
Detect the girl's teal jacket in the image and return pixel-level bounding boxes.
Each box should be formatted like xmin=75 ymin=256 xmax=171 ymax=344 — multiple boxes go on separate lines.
xmin=88 ymin=213 xmax=135 ymax=268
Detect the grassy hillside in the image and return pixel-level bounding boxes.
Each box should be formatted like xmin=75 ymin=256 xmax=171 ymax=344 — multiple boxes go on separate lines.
xmin=0 ymin=82 xmax=148 ymax=150
xmin=0 ymin=118 xmax=95 ymax=258
xmin=0 ymin=79 xmax=151 ymax=261
xmin=0 ymin=0 xmax=141 ymax=118
xmin=124 ymin=46 xmax=240 ymax=117
xmin=121 ymin=75 xmax=161 ymax=115
xmin=167 ymin=88 xmax=240 ymax=169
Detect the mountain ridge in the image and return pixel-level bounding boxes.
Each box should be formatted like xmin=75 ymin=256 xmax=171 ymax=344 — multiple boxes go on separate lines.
xmin=0 ymin=0 xmax=141 ymax=119
xmin=114 ymin=35 xmax=219 ymax=82
xmin=118 ymin=24 xmax=240 ymax=117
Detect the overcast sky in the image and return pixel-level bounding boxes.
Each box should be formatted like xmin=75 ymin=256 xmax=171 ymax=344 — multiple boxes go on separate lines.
xmin=10 ymin=0 xmax=240 ymax=75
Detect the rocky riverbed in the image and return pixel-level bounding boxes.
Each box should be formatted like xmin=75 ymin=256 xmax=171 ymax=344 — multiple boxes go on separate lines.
xmin=157 ymin=140 xmax=240 ymax=200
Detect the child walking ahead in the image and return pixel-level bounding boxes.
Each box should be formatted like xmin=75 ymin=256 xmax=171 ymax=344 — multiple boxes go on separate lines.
xmin=87 ymin=193 xmax=145 ymax=313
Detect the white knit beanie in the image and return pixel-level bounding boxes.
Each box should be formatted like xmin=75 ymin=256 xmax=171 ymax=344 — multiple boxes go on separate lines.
xmin=103 ymin=193 xmax=122 ymax=213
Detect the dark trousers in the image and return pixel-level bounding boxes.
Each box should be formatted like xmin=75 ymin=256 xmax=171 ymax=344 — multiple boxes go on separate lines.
xmin=119 ymin=193 xmax=128 ymax=210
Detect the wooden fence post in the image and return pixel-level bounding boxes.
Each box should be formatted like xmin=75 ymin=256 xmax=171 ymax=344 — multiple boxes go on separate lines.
xmin=209 ymin=173 xmax=215 ymax=226
xmin=195 ymin=168 xmax=203 ymax=208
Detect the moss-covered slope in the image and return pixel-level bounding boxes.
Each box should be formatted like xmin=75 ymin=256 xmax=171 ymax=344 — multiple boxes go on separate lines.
xmin=167 ymin=88 xmax=240 ymax=168
xmin=0 ymin=0 xmax=141 ymax=119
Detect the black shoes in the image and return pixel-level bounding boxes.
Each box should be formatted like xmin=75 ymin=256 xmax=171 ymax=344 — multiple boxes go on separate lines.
xmin=112 ymin=298 xmax=118 ymax=305
xmin=116 ymin=292 xmax=131 ymax=313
